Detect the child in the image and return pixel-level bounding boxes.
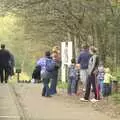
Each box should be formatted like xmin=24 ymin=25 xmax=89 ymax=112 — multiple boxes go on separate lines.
xmin=67 ymin=58 xmax=77 ymax=95
xmin=31 ymin=65 xmax=41 ymax=83
xmin=103 ymin=68 xmax=113 ymax=97
xmin=97 ymin=62 xmax=104 ymax=98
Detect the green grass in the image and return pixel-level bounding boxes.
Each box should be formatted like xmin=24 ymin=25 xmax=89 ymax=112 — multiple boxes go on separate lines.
xmin=57 ymin=81 xmax=68 ymax=89
xmin=112 ymin=93 xmax=120 ymax=104
xmin=112 ymin=68 xmax=120 ymax=82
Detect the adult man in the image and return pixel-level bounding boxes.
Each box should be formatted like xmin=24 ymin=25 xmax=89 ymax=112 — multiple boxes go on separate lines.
xmin=77 ymin=44 xmax=90 ymax=91
xmin=80 ymin=47 xmax=100 ymax=102
xmin=0 ymin=44 xmax=12 ymax=83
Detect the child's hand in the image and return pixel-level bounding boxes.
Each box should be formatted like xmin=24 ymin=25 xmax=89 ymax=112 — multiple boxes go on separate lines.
xmin=76 ymin=64 xmax=80 ymax=69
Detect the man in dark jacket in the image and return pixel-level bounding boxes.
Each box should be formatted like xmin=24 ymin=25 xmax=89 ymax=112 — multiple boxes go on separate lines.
xmin=0 ymin=44 xmax=12 ymax=83
xmin=77 ymin=44 xmax=91 ymax=91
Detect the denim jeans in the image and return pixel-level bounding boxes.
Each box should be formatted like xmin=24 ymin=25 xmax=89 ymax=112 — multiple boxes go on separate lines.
xmin=103 ymin=83 xmax=112 ymax=97
xmin=42 ymin=77 xmax=50 ymax=97
xmin=99 ymin=79 xmax=104 ymax=94
xmin=68 ymin=76 xmax=76 ymax=94
xmin=50 ymin=70 xmax=58 ymax=95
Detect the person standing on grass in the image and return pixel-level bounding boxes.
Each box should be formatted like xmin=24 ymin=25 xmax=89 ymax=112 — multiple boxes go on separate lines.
xmin=80 ymin=47 xmax=100 ymax=102
xmin=67 ymin=58 xmax=77 ymax=95
xmin=103 ymin=68 xmax=113 ymax=97
xmin=75 ymin=64 xmax=80 ymax=94
xmin=77 ymin=44 xmax=91 ymax=91
xmin=97 ymin=61 xmax=105 ymax=98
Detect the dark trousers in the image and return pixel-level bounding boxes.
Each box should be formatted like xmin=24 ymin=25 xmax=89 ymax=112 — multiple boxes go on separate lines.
xmin=32 ymin=66 xmax=41 ymax=83
xmin=84 ymin=73 xmax=100 ymax=100
xmin=103 ymin=83 xmax=112 ymax=97
xmin=75 ymin=80 xmax=79 ymax=94
xmin=0 ymin=67 xmax=9 ymax=83
xmin=50 ymin=71 xmax=58 ymax=95
xmin=42 ymin=78 xmax=50 ymax=97
xmin=67 ymin=76 xmax=76 ymax=94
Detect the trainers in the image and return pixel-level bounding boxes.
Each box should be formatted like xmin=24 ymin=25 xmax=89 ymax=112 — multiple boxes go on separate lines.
xmin=31 ymin=79 xmax=35 ymax=83
xmin=80 ymin=98 xmax=89 ymax=102
xmin=90 ymin=98 xmax=99 ymax=103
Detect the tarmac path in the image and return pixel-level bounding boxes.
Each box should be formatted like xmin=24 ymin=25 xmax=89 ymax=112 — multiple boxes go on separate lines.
xmin=0 ymin=83 xmax=118 ymax=120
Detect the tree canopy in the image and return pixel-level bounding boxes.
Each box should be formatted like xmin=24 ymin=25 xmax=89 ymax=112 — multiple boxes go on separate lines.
xmin=0 ymin=0 xmax=120 ymax=75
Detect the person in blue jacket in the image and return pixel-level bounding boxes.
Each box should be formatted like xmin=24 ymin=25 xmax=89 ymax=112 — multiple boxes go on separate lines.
xmin=77 ymin=44 xmax=91 ymax=91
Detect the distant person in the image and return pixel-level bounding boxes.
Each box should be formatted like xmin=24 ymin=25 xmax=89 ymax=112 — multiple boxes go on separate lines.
xmin=0 ymin=44 xmax=12 ymax=83
xmin=31 ymin=65 xmax=41 ymax=83
xmin=77 ymin=44 xmax=91 ymax=91
xmin=9 ymin=53 xmax=15 ymax=76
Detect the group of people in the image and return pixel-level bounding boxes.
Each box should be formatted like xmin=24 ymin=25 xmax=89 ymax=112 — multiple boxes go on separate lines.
xmin=67 ymin=45 xmax=114 ymax=102
xmin=0 ymin=44 xmax=15 ymax=83
xmin=34 ymin=44 xmax=114 ymax=100
xmin=0 ymin=42 xmax=114 ymax=102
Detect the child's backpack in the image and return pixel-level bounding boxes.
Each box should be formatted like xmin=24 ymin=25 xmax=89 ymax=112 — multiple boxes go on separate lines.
xmin=69 ymin=65 xmax=76 ymax=78
xmin=46 ymin=58 xmax=55 ymax=72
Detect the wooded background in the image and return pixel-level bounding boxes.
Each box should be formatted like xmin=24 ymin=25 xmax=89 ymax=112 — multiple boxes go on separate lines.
xmin=0 ymin=0 xmax=120 ymax=76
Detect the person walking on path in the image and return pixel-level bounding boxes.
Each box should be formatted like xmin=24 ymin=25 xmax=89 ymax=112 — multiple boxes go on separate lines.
xmin=37 ymin=51 xmax=55 ymax=97
xmin=80 ymin=46 xmax=100 ymax=102
xmin=77 ymin=44 xmax=91 ymax=91
xmin=9 ymin=53 xmax=15 ymax=76
xmin=0 ymin=44 xmax=13 ymax=83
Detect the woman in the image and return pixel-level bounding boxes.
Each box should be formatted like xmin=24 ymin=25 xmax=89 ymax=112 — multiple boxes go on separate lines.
xmin=49 ymin=46 xmax=61 ymax=95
